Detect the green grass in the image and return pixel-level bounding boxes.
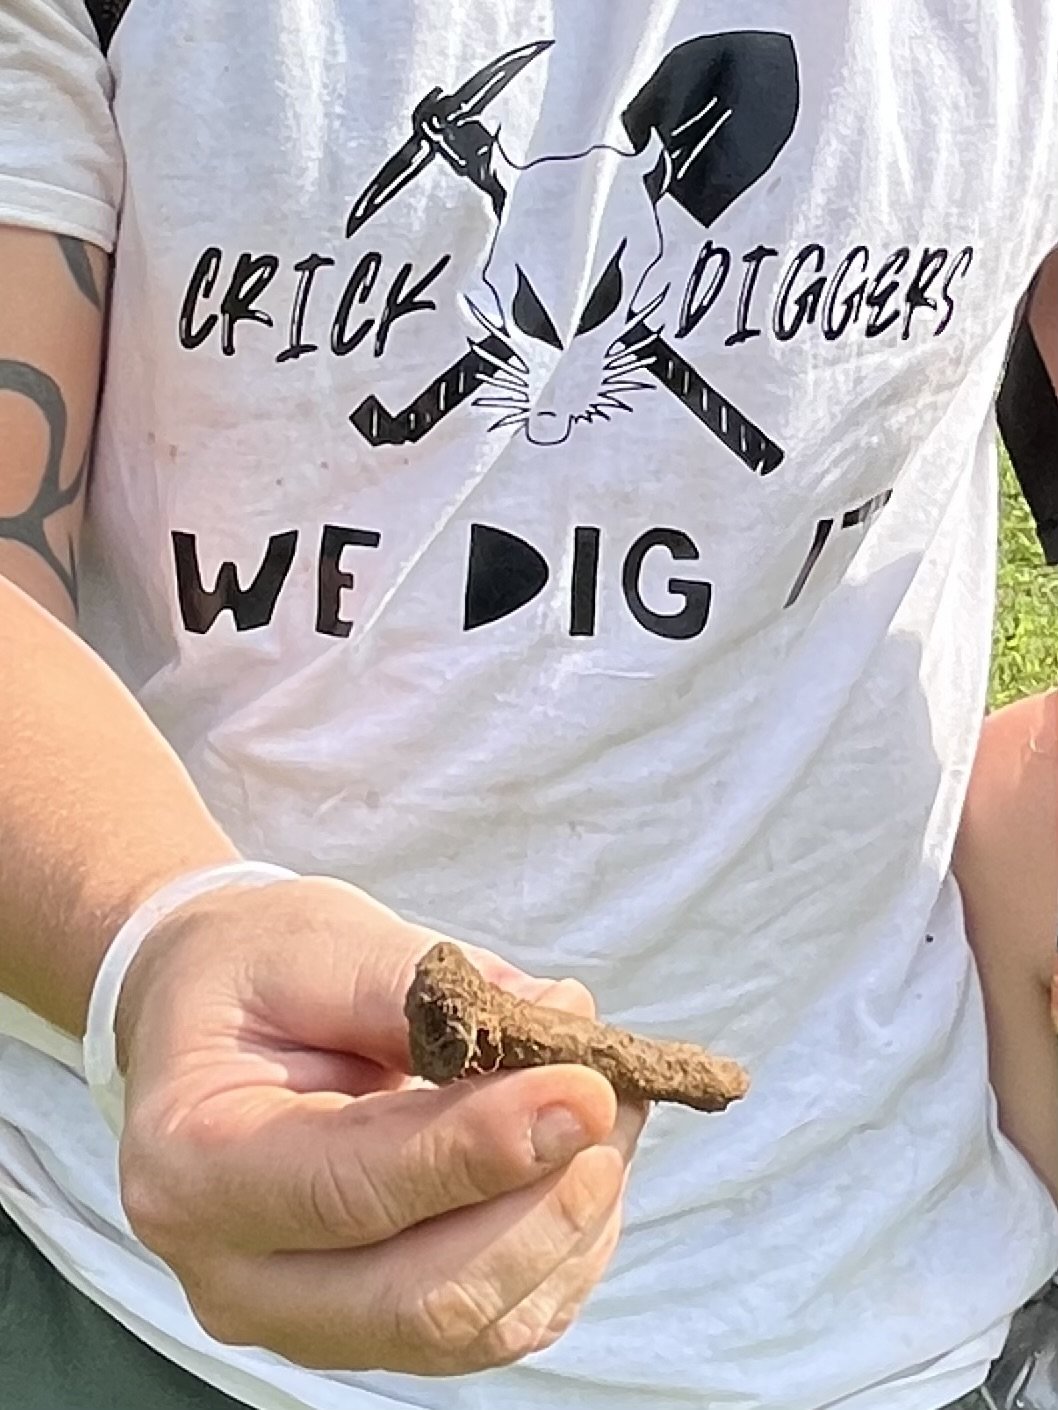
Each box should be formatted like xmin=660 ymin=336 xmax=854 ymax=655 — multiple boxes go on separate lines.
xmin=991 ymin=451 xmax=1058 ymax=709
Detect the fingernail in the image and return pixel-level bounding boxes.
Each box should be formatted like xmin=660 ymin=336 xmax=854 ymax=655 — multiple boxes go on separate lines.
xmin=531 ymin=1106 xmax=592 ymax=1167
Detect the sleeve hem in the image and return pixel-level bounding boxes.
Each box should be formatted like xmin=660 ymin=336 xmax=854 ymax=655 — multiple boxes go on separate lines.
xmin=0 ymin=173 xmax=116 ymax=252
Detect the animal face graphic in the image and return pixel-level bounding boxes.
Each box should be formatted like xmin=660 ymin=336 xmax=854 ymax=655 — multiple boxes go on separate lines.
xmin=466 ymin=139 xmax=671 ymax=445
xmin=346 ymin=32 xmax=800 ymax=472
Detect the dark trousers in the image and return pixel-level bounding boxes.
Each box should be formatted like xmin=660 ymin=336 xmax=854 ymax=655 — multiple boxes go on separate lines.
xmin=3 ymin=1201 xmax=1056 ymax=1410
xmin=0 ymin=1203 xmax=245 ymax=1408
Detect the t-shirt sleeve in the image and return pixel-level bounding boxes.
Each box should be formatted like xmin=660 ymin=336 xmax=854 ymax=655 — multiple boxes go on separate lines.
xmin=997 ymin=317 xmax=1058 ymax=566
xmin=0 ymin=1 xmax=123 ymax=251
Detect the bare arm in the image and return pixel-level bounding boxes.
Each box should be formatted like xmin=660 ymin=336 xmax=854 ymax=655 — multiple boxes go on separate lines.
xmin=0 ymin=225 xmax=106 ymax=623
xmin=0 ymin=224 xmax=637 ymax=1373
xmin=0 ymin=0 xmax=646 ymax=1365
xmin=954 ymin=692 xmax=1058 ymax=1201
xmin=0 ymin=223 xmax=238 ymax=1034
xmin=953 ymin=260 xmax=1058 ymax=1199
xmin=0 ymin=574 xmax=239 ymax=1035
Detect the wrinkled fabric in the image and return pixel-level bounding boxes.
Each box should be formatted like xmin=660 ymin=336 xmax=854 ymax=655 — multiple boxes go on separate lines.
xmin=951 ymin=1282 xmax=1058 ymax=1410
xmin=2 ymin=3 xmax=1058 ymax=1409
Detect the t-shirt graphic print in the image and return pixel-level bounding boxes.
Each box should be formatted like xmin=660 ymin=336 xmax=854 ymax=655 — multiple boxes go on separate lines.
xmin=3 ymin=5 xmax=1058 ymax=1410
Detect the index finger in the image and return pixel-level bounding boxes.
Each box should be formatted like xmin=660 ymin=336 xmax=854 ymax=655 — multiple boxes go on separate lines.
xmin=248 ymin=877 xmax=596 ymax=1069
xmin=136 ymin=1062 xmax=618 ymax=1256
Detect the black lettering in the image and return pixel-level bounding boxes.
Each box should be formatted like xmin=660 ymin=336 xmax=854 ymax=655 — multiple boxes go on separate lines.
xmin=570 ymin=526 xmax=601 ymax=637
xmin=219 ymin=253 xmax=280 ymax=356
xmin=316 ymin=525 xmax=381 ymax=638
xmin=464 ymin=524 xmax=549 ymax=631
xmin=276 ymin=254 xmax=335 ymax=364
xmin=172 ymin=529 xmax=297 ymax=633
xmin=178 ymin=247 xmax=223 ymax=350
xmin=725 ymin=245 xmax=779 ymax=347
xmin=841 ymin=488 xmax=893 ymax=529
xmin=865 ymin=247 xmax=910 ymax=339
xmin=374 ymin=255 xmax=451 ymax=358
xmin=785 ymin=518 xmax=834 ymax=608
xmin=678 ymin=241 xmax=732 ymax=339
xmin=622 ymin=528 xmax=711 ymax=640
xmin=822 ymin=246 xmax=870 ymax=341
xmin=785 ymin=489 xmax=893 ymax=610
xmin=331 ymin=252 xmax=382 ymax=356
xmin=773 ymin=245 xmax=826 ymax=341
xmin=901 ymin=247 xmax=949 ymax=340
xmin=935 ymin=246 xmax=974 ymax=336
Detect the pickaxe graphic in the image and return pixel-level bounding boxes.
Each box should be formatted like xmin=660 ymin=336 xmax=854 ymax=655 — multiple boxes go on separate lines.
xmin=346 ymin=41 xmax=550 ymax=236
xmin=344 ymin=36 xmax=796 ymax=476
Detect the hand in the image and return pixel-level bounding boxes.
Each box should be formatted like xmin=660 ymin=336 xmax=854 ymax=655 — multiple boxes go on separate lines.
xmin=115 ymin=876 xmax=645 ymax=1374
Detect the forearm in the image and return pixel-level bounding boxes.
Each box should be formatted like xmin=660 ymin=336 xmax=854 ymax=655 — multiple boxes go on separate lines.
xmin=0 ymin=225 xmax=238 ymax=1035
xmin=953 ymin=692 xmax=1058 ymax=1200
xmin=0 ymin=577 xmax=238 ymax=1037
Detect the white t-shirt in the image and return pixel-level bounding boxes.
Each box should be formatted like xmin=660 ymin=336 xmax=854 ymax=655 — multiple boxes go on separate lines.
xmin=3 ymin=2 xmax=1058 ymax=1408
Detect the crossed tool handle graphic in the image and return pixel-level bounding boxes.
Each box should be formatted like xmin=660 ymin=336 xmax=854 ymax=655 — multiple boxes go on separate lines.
xmin=350 ymin=327 xmax=783 ymax=476
xmin=345 ymin=42 xmax=784 ymax=476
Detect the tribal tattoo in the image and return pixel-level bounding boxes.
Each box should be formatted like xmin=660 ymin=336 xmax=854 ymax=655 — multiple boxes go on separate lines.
xmin=0 ymin=361 xmax=86 ymax=604
xmin=57 ymin=234 xmax=103 ymax=311
xmin=0 ymin=236 xmax=104 ymax=608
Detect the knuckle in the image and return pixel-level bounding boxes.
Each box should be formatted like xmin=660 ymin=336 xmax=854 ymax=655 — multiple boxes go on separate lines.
xmin=475 ymin=1312 xmax=548 ymax=1370
xmin=440 ymin=1123 xmax=512 ymax=1206
xmin=306 ymin=1145 xmax=399 ymax=1244
xmin=118 ymin=1165 xmax=160 ymax=1239
xmin=532 ymin=1307 xmax=580 ymax=1357
xmin=475 ymin=1214 xmax=622 ymax=1368
xmin=401 ymin=1276 xmax=566 ymax=1374
xmin=120 ymin=1116 xmax=220 ymax=1257
xmin=189 ymin=1293 xmax=252 ymax=1349
xmin=398 ymin=1280 xmax=494 ymax=1362
xmin=424 ymin=1100 xmax=528 ymax=1208
xmin=119 ymin=1151 xmax=180 ymax=1255
xmin=180 ymin=1261 xmax=253 ymax=1347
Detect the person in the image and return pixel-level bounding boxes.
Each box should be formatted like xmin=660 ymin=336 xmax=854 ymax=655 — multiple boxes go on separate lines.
xmin=1 ymin=3 xmax=1058 ymax=1409
xmin=951 ymin=685 xmax=1058 ymax=1410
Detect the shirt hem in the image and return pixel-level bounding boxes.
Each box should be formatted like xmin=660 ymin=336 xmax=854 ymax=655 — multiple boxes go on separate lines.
xmin=0 ymin=174 xmax=116 ymax=252
xmin=0 ymin=1181 xmax=1027 ymax=1410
